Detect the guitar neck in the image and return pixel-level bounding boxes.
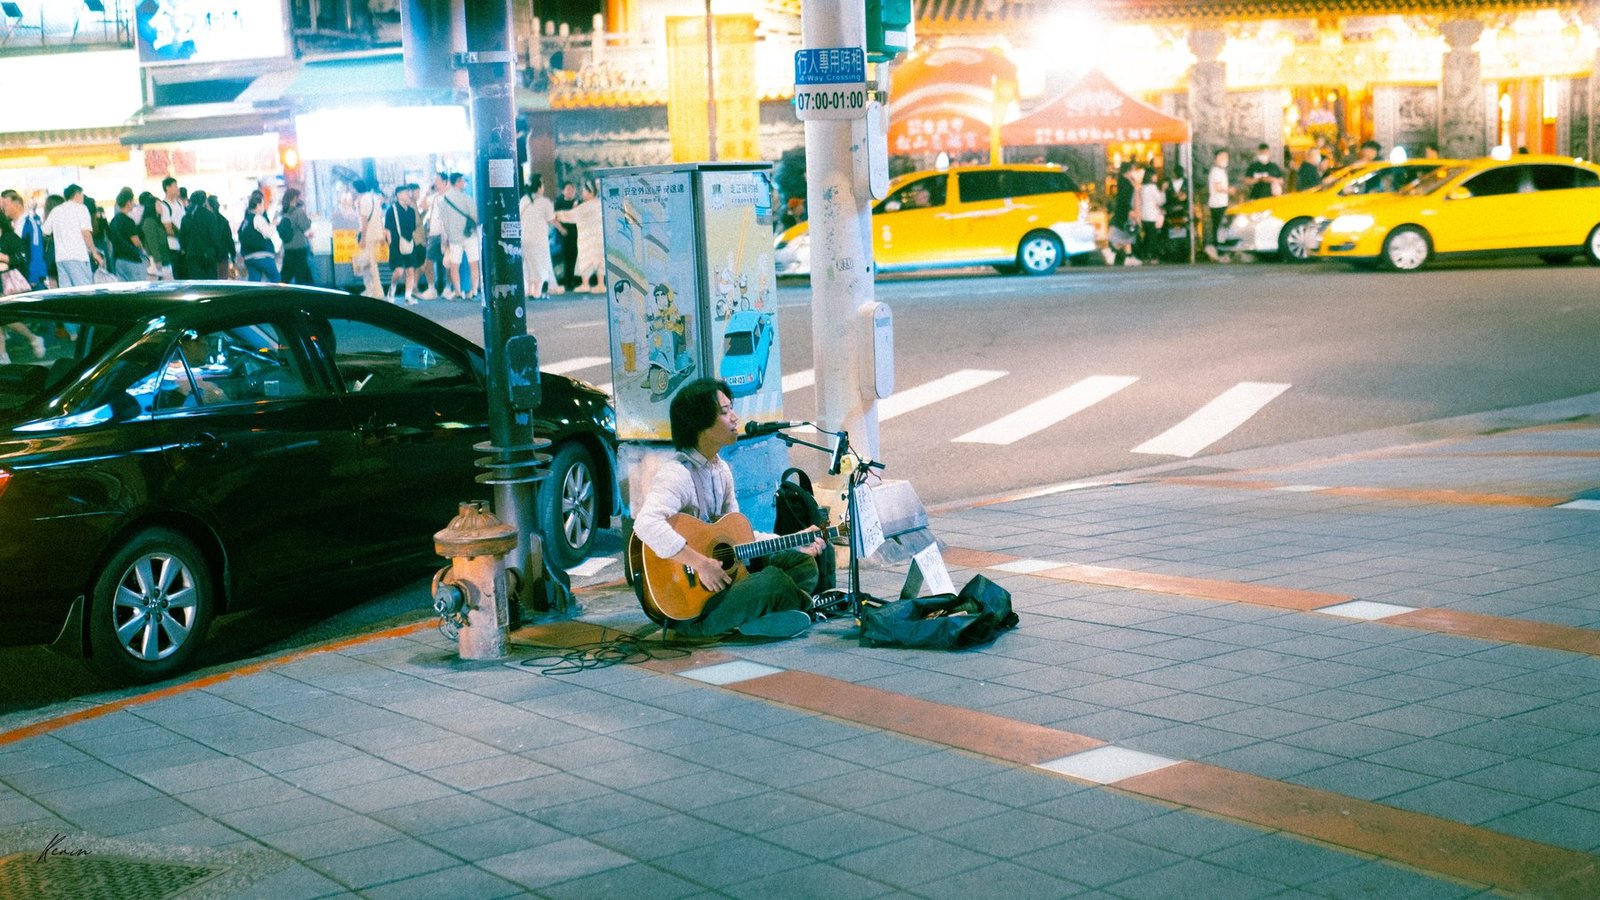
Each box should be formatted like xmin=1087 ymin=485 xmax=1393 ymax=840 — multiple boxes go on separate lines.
xmin=734 ymin=526 xmax=838 ymax=562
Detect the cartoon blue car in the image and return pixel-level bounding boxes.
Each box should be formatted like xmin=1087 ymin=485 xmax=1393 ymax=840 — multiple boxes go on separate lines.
xmin=719 ymin=310 xmax=774 ymax=398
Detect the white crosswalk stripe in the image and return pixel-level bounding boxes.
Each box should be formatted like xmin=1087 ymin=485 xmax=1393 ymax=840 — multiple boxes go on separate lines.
xmin=543 ymin=356 xmax=611 ymax=375
xmin=954 ymin=375 xmax=1138 ymax=445
xmin=880 ymin=369 xmax=1007 ymax=422
xmin=1132 ymin=381 xmax=1291 ymax=457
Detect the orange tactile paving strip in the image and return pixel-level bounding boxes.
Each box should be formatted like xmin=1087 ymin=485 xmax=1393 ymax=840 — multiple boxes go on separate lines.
xmin=942 ymin=548 xmax=1600 ymax=660
xmin=731 ymin=669 xmax=1104 ymax=764
xmin=1386 ymin=608 xmax=1600 ymax=657
xmin=0 ymin=620 xmax=437 ymax=748
xmin=1120 ymin=763 xmax=1600 ymax=899
xmin=1159 ymin=477 xmax=1568 ymax=508
xmin=597 ymin=634 xmax=1600 ymax=898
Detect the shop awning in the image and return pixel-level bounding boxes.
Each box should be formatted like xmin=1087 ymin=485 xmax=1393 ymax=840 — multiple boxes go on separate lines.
xmin=120 ymin=106 xmax=286 ymax=146
xmin=888 ymin=47 xmax=1016 ymax=157
xmin=1000 ymin=69 xmax=1189 ymax=147
xmin=279 ymin=54 xmax=449 ymax=108
xmin=0 ymin=126 xmax=131 ymax=169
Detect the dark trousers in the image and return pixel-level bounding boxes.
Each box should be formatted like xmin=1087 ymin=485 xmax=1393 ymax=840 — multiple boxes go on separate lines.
xmin=1208 ymin=207 xmax=1227 ymax=247
xmin=1138 ymin=221 xmax=1164 ymax=261
xmin=560 ymin=228 xmax=578 ymax=289
xmin=674 ymin=550 xmax=818 ymax=637
xmin=281 ymin=248 xmax=314 ymax=285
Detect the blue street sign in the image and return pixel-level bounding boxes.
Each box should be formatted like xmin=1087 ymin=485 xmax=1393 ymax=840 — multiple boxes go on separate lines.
xmin=794 ymin=47 xmax=866 ymax=86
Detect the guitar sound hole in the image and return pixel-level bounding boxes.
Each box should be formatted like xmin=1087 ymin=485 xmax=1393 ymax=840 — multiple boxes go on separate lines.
xmin=711 ymin=542 xmax=736 ymax=570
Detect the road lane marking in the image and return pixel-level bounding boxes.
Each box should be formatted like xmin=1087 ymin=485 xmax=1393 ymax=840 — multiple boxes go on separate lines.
xmin=953 ymin=375 xmax=1137 ymax=445
xmin=561 ymin=320 xmax=608 ymax=329
xmin=879 ymin=369 xmax=1007 ymax=422
xmin=542 ymin=356 xmax=611 ymax=375
xmin=782 ymin=369 xmax=815 ymax=392
xmin=1132 ymin=381 xmax=1290 ymax=457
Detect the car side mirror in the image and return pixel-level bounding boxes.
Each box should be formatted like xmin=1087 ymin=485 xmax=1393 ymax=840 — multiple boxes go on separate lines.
xmin=1445 ymin=188 xmax=1471 ymax=201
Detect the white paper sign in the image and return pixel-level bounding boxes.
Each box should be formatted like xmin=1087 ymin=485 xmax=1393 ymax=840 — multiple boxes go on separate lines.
xmin=910 ymin=542 xmax=955 ymax=596
xmin=853 ymin=483 xmax=886 ymax=559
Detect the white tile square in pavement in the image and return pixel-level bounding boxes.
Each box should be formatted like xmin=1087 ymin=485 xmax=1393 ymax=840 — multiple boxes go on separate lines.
xmin=1557 ymin=499 xmax=1600 ymax=511
xmin=1035 ymin=746 xmax=1180 ymax=784
xmin=681 ymin=661 xmax=784 ymax=685
xmin=1318 ymin=600 xmax=1417 ymax=620
xmin=992 ymin=559 xmax=1065 ymax=574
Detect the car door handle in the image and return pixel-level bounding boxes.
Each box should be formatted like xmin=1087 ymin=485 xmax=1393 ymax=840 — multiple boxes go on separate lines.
xmin=176 ymin=433 xmax=228 ymax=454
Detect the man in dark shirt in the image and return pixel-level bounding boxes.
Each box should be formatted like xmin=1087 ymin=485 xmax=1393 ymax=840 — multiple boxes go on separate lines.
xmin=108 ymin=188 xmax=146 ymax=282
xmin=1242 ymin=143 xmax=1284 ymax=200
xmin=553 ymin=181 xmax=579 ymax=290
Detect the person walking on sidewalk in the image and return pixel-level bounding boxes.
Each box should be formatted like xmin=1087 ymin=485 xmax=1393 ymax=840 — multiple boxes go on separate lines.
xmin=107 ymin=188 xmax=148 ymax=282
xmin=139 ymin=193 xmax=171 ymax=280
xmin=384 ymin=183 xmax=422 ymax=303
xmin=351 ymin=179 xmax=386 ymax=299
xmin=1205 ymin=148 xmax=1231 ymax=262
xmin=632 ymin=378 xmax=825 ymax=639
xmin=42 ymin=184 xmax=102 ymax=288
xmin=237 ymin=190 xmax=281 ymax=282
xmin=437 ymin=173 xmax=481 ymax=301
xmin=277 ymin=188 xmax=314 ymax=285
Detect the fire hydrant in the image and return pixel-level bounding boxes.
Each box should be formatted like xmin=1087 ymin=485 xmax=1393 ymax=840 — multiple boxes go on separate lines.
xmin=433 ymin=501 xmax=519 ymax=660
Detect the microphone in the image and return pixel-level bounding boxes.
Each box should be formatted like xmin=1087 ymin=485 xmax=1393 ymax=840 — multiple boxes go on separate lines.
xmin=743 ymin=421 xmax=802 ymax=436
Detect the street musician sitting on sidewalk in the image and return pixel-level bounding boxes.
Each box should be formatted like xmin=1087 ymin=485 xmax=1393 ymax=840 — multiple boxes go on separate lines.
xmin=633 ymin=378 xmax=824 ymax=639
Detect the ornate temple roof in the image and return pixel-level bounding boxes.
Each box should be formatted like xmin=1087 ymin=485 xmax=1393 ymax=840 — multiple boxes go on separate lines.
xmin=917 ymin=0 xmax=1589 ymax=31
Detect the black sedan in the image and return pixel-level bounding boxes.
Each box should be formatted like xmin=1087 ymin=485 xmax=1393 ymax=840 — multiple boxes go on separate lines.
xmin=0 ymin=282 xmax=617 ymax=683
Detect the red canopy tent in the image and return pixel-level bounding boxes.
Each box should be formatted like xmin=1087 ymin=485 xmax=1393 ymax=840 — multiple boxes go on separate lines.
xmin=887 ymin=47 xmax=1017 ymax=158
xmin=1000 ymin=69 xmax=1190 ymax=147
xmin=1000 ymin=69 xmax=1194 ymax=260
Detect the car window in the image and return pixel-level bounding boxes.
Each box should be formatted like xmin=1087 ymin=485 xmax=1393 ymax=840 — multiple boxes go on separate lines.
xmin=1461 ymin=166 xmax=1525 ymax=197
xmin=724 ymin=332 xmax=754 ymax=355
xmin=1006 ymin=170 xmax=1075 ymax=198
xmin=0 ymin=315 xmax=125 ymax=410
xmin=151 ymin=322 xmax=311 ymax=411
xmin=1342 ymin=165 xmax=1430 ymax=196
xmin=1527 ymin=164 xmax=1598 ymax=191
xmin=880 ymin=176 xmax=946 ymax=212
xmin=1403 ymin=165 xmax=1470 ymax=195
xmin=324 ymin=317 xmax=473 ymax=393
xmin=957 ymin=171 xmax=1008 ymax=204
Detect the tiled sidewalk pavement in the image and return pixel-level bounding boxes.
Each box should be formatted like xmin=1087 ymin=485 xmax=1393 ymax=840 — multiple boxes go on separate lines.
xmin=0 ymin=419 xmax=1596 ymax=897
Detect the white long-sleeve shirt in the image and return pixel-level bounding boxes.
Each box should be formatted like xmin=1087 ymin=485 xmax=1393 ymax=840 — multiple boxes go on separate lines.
xmin=632 ymin=449 xmax=774 ymax=559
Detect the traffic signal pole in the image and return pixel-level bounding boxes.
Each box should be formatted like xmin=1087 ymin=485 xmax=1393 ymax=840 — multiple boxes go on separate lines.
xmin=460 ymin=0 xmax=549 ymax=616
xmin=801 ymin=0 xmax=881 ymax=473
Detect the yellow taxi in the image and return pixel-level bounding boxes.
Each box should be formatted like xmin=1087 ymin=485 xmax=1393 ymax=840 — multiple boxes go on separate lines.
xmin=1315 ymin=155 xmax=1600 ymax=271
xmin=773 ymin=164 xmax=1096 ymax=277
xmin=1219 ymin=160 xmax=1449 ymax=261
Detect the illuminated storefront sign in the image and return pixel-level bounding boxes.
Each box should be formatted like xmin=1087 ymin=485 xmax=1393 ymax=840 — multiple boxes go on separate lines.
xmin=0 ymin=50 xmax=142 ymax=132
xmin=136 ymin=0 xmax=289 ymax=65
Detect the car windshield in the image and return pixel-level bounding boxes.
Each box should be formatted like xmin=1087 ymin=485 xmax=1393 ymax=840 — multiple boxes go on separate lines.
xmin=0 ymin=313 xmax=127 ymax=412
xmin=723 ymin=332 xmax=754 ymax=355
xmin=1401 ymin=165 xmax=1471 ymax=196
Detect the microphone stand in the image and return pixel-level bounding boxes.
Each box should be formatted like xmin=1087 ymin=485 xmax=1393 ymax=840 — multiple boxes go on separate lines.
xmin=764 ymin=427 xmax=885 ymax=621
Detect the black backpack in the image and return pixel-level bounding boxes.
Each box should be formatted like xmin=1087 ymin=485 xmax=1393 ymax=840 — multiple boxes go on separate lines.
xmin=773 ymin=467 xmax=836 ymax=592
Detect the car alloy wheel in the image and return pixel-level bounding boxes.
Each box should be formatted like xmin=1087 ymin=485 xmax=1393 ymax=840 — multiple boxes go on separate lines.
xmin=1017 ymin=232 xmax=1063 ymax=275
xmin=1382 ymin=226 xmax=1431 ymax=271
xmin=540 ymin=442 xmax=598 ymax=569
xmin=87 ymin=529 xmax=213 ymax=683
xmin=1586 ymin=225 xmax=1600 ymax=265
xmin=1280 ymin=217 xmax=1315 ymax=262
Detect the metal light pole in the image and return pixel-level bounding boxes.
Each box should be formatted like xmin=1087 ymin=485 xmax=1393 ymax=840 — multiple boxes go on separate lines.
xmin=461 ymin=0 xmax=550 ymax=615
xmin=801 ymin=0 xmax=880 ymax=472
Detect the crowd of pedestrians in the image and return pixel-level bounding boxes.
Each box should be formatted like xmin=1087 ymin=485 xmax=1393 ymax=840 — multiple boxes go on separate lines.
xmin=0 ymin=171 xmax=568 ymax=304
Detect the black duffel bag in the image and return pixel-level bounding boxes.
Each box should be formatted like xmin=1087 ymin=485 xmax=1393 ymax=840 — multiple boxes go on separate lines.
xmin=860 ymin=574 xmax=1018 ymax=649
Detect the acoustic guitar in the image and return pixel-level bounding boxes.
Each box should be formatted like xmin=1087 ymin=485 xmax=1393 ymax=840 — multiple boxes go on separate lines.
xmin=630 ymin=512 xmax=843 ymax=623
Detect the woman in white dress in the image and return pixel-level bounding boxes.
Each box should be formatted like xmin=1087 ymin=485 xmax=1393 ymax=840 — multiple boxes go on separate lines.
xmin=519 ymin=174 xmax=558 ymax=299
xmin=556 ymin=182 xmax=603 ymax=292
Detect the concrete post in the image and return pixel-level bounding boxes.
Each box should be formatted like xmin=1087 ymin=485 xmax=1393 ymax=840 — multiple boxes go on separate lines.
xmin=802 ymin=0 xmax=879 ymax=480
xmin=1186 ymin=29 xmax=1228 ymax=165
xmin=1439 ymin=18 xmax=1487 ymax=159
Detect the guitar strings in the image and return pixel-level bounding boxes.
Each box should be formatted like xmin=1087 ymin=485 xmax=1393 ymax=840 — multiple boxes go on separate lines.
xmin=513 ymin=625 xmax=697 ymax=675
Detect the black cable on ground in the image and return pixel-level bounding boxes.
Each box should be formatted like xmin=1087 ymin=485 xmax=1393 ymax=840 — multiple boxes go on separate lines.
xmin=512 ymin=625 xmax=701 ymax=676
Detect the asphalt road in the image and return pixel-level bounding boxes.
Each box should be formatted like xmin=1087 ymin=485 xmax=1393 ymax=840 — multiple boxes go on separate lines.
xmin=427 ymin=258 xmax=1600 ymax=504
